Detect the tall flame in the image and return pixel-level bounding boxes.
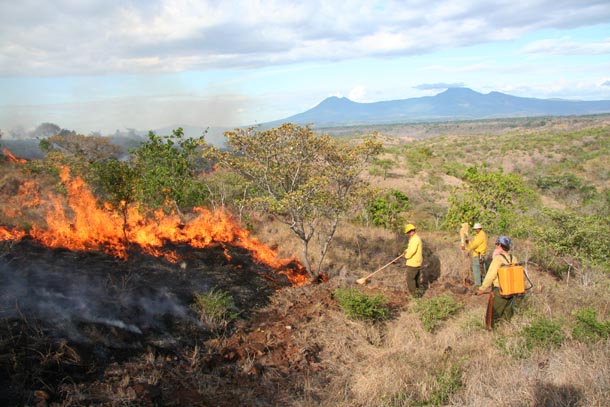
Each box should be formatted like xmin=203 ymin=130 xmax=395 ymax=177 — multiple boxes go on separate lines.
xmin=1 ymin=167 xmax=309 ymax=286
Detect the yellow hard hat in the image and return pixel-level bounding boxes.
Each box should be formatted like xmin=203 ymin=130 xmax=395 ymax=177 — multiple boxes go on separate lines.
xmin=404 ymin=223 xmax=416 ymax=233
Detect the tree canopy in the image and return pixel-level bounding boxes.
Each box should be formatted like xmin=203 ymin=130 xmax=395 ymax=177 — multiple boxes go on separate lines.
xmin=444 ymin=164 xmax=535 ymax=234
xmin=205 ymin=123 xmax=383 ymax=279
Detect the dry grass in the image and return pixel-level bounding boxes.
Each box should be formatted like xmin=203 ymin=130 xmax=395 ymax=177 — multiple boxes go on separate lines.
xmin=289 ymin=270 xmax=610 ymax=406
xmin=258 ymin=218 xmax=610 ymax=407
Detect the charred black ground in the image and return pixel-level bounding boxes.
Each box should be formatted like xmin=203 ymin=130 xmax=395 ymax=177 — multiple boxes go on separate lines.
xmin=0 ymin=238 xmax=311 ymax=406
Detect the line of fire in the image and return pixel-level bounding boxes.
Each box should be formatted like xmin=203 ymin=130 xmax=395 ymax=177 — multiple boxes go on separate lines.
xmin=0 ymin=151 xmax=309 ymax=286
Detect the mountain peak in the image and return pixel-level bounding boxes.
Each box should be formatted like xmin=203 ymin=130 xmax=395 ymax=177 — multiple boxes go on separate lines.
xmin=262 ymin=87 xmax=610 ymax=128
xmin=437 ymin=87 xmax=483 ymax=97
xmin=316 ymin=96 xmax=356 ymax=107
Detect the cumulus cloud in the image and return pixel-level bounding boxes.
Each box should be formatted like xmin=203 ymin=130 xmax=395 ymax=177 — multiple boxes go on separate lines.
xmin=414 ymin=82 xmax=466 ymax=90
xmin=1 ymin=0 xmax=610 ymax=76
xmin=348 ymin=86 xmax=367 ymax=102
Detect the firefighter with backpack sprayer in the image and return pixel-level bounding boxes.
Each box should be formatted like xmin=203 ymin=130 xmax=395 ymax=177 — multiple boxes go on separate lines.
xmin=461 ymin=222 xmax=487 ymax=287
xmin=476 ymin=236 xmax=518 ymax=330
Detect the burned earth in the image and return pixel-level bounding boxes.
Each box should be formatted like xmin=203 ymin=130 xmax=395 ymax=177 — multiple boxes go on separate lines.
xmin=0 ymin=237 xmax=338 ymax=406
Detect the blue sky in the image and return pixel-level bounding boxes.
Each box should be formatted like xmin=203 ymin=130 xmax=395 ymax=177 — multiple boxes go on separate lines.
xmin=1 ymin=0 xmax=609 ymax=135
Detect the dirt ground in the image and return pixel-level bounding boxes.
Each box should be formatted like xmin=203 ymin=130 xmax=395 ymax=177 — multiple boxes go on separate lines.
xmin=0 ymin=236 xmax=309 ymax=406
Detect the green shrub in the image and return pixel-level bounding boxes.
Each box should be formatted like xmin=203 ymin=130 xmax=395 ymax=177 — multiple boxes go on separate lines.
xmin=403 ymin=145 xmax=434 ymax=172
xmin=522 ymin=317 xmax=565 ymax=351
xmin=534 ymin=174 xmax=597 ymax=204
xmin=333 ymin=288 xmax=391 ymax=322
xmin=191 ymin=288 xmax=239 ymax=333
xmin=130 ymin=128 xmax=208 ymax=211
xmin=369 ymin=157 xmax=396 ymax=179
xmin=90 ymin=158 xmax=138 ymax=207
xmin=495 ymin=316 xmax=566 ymax=358
xmin=572 ymin=307 xmax=610 ymax=343
xmin=412 ymin=294 xmax=463 ymax=332
xmin=385 ymin=363 xmax=463 ymax=406
xmin=443 ymin=164 xmax=535 ymax=235
xmin=366 ymin=189 xmax=411 ymax=231
xmin=529 ymin=208 xmax=610 ymax=275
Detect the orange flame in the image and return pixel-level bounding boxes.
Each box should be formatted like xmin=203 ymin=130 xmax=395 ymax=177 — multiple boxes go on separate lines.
xmin=0 ymin=226 xmax=26 ymax=241
xmin=1 ymin=167 xmax=309 ymax=286
xmin=2 ymin=148 xmax=27 ymax=163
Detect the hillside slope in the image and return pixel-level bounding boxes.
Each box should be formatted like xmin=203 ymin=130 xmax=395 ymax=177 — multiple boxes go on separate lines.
xmin=1 ymin=116 xmax=609 ymax=406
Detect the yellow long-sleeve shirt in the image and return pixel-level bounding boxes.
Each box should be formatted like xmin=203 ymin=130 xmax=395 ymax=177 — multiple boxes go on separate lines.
xmin=479 ymin=251 xmax=518 ymax=292
xmin=404 ymin=233 xmax=423 ymax=267
xmin=466 ymin=230 xmax=487 ymax=257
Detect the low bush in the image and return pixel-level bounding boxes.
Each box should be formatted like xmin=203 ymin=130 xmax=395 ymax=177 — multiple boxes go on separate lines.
xmin=333 ymin=288 xmax=391 ymax=322
xmin=191 ymin=288 xmax=239 ymax=333
xmin=523 ymin=317 xmax=566 ymax=351
xmin=572 ymin=307 xmax=610 ymax=343
xmin=411 ymin=294 xmax=463 ymax=332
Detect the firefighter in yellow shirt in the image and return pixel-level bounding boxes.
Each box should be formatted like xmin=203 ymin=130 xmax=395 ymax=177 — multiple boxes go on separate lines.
xmin=403 ymin=223 xmax=423 ymax=297
xmin=462 ymin=222 xmax=487 ymax=286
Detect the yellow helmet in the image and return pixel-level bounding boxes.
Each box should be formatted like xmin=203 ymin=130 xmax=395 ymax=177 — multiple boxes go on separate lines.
xmin=404 ymin=223 xmax=416 ymax=233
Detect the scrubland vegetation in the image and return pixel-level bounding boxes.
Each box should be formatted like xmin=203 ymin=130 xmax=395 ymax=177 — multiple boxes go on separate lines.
xmin=1 ymin=115 xmax=609 ymax=406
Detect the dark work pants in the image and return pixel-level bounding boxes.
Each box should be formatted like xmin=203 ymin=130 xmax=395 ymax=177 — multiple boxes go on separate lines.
xmin=405 ymin=266 xmax=421 ymax=296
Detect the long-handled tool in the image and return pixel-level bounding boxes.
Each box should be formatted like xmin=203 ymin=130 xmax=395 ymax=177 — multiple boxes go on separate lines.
xmin=356 ymin=254 xmax=403 ymax=285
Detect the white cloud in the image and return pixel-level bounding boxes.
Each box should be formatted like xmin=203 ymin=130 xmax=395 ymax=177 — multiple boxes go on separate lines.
xmin=522 ymin=37 xmax=610 ymax=55
xmin=348 ymin=86 xmax=367 ymax=102
xmin=2 ymin=1 xmax=610 ymax=76
xmin=414 ymin=82 xmax=466 ymax=90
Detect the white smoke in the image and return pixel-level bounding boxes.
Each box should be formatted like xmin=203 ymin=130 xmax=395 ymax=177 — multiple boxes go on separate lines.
xmin=0 ymin=255 xmax=204 ymax=344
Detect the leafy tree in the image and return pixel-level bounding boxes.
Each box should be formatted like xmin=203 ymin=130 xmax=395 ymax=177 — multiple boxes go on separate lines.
xmin=366 ymin=189 xmax=410 ymax=231
xmin=130 ymin=128 xmax=208 ymax=212
xmin=444 ymin=164 xmax=535 ymax=235
xmin=204 ymin=123 xmax=382 ymax=279
xmin=32 ymin=122 xmax=61 ymax=138
xmin=202 ymin=168 xmax=253 ymax=219
xmin=40 ymin=133 xmax=123 ymax=162
xmin=90 ymin=158 xmax=138 ymax=208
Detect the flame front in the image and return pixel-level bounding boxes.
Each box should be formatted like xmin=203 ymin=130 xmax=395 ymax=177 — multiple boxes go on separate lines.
xmin=2 ymin=148 xmax=27 ymax=163
xmin=1 ymin=167 xmax=308 ymax=286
